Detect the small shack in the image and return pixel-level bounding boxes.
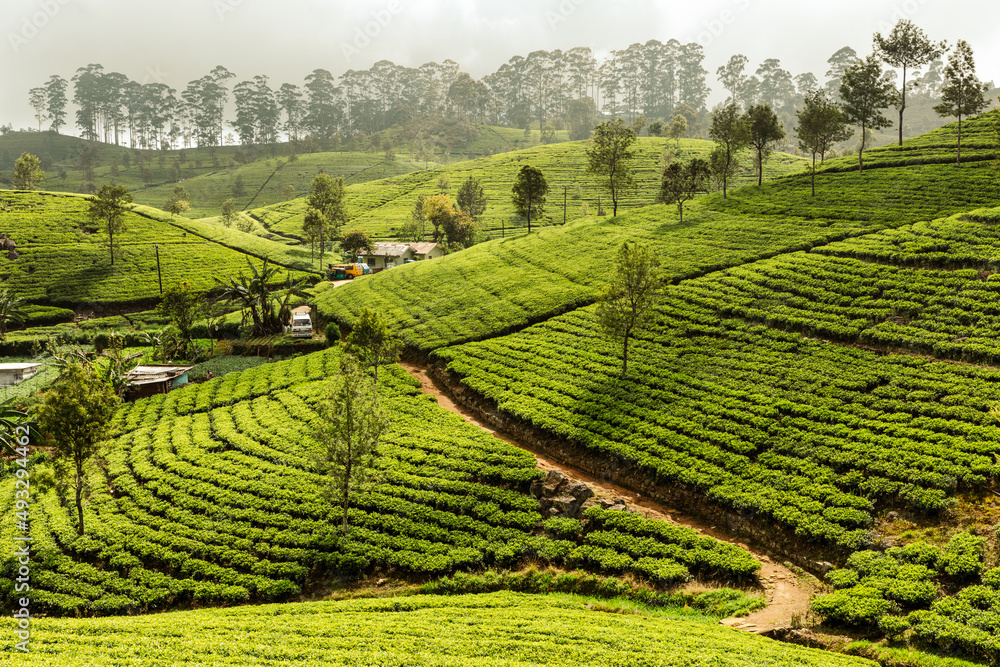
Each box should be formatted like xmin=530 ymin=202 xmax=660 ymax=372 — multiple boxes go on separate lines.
xmin=363 ymin=243 xmax=416 ymax=271
xmin=125 ymin=365 xmax=194 ymax=402
xmin=362 ymin=242 xmax=443 ymax=270
xmin=408 ymin=243 xmax=443 ymax=261
xmin=0 ymin=363 xmax=42 ymax=387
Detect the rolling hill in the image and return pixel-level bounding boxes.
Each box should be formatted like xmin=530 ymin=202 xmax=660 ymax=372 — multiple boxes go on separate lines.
xmin=0 ymin=348 xmax=760 ymax=617
xmin=313 ymin=113 xmax=1000 ymax=352
xmin=308 ymin=112 xmax=1000 ymax=663
xmin=0 ymin=190 xmax=314 ymax=311
xmin=250 ymin=137 xmax=810 ymax=240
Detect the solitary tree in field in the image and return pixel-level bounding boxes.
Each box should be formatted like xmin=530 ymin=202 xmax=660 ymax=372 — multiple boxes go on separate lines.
xmin=165 ymin=185 xmax=190 ymax=217
xmin=839 ymin=54 xmax=896 ymax=173
xmin=597 ymin=241 xmax=662 ymax=378
xmin=658 ymin=158 xmax=710 ymax=224
xmin=935 ymin=40 xmax=990 ymax=167
xmin=231 ymin=173 xmax=246 ymax=196
xmin=796 ymin=90 xmax=853 ymax=196
xmin=12 ymin=152 xmax=45 ymax=190
xmin=305 ymin=173 xmax=348 ymax=267
xmin=33 ymin=360 xmax=120 ymax=536
xmin=746 ymin=104 xmax=785 ymax=185
xmin=511 ymin=164 xmax=549 ymax=233
xmin=456 ymin=175 xmax=488 ymax=220
xmin=667 ymin=114 xmax=688 ymax=147
xmin=346 ymin=308 xmax=400 ymax=387
xmin=87 ymin=184 xmax=133 ymax=266
xmin=874 ymin=20 xmax=946 ymax=146
xmin=313 ymin=355 xmax=389 ymax=532
xmin=0 ymin=288 xmax=26 ymax=342
xmin=708 ymin=103 xmax=750 ymax=198
xmin=587 ymin=119 xmax=637 ymax=217
xmin=220 ymin=197 xmax=237 ymax=227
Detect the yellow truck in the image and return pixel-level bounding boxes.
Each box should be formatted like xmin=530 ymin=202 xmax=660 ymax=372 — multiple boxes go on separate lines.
xmin=327 ymin=263 xmax=371 ymax=280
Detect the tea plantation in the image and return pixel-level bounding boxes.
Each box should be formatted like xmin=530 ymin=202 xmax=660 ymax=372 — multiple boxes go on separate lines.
xmin=315 ymin=113 xmax=1000 ymax=352
xmin=0 ymin=592 xmax=875 ymax=667
xmin=251 ymin=137 xmax=809 ymax=239
xmin=0 ymin=191 xmax=313 ymax=309
xmin=0 ymin=349 xmax=760 ymax=616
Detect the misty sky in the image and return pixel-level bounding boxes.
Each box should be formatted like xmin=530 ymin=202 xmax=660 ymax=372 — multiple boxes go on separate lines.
xmin=2 ymin=0 xmax=998 ymax=132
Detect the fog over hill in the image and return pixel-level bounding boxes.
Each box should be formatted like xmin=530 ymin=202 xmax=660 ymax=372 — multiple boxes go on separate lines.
xmin=2 ymin=0 xmax=998 ymax=132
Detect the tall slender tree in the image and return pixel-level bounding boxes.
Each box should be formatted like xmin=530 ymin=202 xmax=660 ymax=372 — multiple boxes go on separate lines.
xmin=307 ymin=174 xmax=348 ymax=266
xmin=313 ymin=354 xmax=389 ymax=533
xmin=746 ymin=104 xmax=785 ymax=185
xmin=33 ymin=360 xmax=119 ymax=536
xmin=934 ymin=40 xmax=989 ymax=166
xmin=796 ymin=90 xmax=852 ymax=196
xmin=87 ymin=184 xmax=133 ymax=266
xmin=587 ymin=119 xmax=637 ymax=217
xmin=839 ymin=54 xmax=896 ymax=173
xmin=708 ymin=103 xmax=750 ymax=198
xmin=28 ymin=87 xmax=48 ymax=131
xmin=874 ymin=20 xmax=947 ymax=146
xmin=44 ymin=74 xmax=68 ymax=133
xmin=597 ymin=241 xmax=662 ymax=378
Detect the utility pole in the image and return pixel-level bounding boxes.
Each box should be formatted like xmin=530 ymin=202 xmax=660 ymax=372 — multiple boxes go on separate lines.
xmin=154 ymin=245 xmax=163 ymax=294
xmin=563 ymin=185 xmax=568 ymax=225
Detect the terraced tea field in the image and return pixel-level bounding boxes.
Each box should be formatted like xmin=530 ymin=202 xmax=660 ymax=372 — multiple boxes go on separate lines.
xmin=0 ymin=592 xmax=875 ymax=666
xmin=0 ymin=191 xmax=313 ymax=309
xmin=0 ymin=349 xmax=760 ymax=616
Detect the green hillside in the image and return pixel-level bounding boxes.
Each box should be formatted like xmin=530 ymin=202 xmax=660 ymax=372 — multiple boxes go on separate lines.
xmin=132 ymin=151 xmax=425 ymax=219
xmin=251 ymin=137 xmax=809 ymax=240
xmin=314 ymin=115 xmax=1000 ymax=352
xmin=0 ymin=592 xmax=874 ymax=667
xmin=0 ymin=348 xmax=760 ymax=616
xmin=0 ymin=190 xmax=312 ymax=309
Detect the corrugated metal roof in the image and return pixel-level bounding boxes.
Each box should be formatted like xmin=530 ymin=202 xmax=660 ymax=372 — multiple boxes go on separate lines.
xmin=127 ymin=365 xmax=194 ymax=383
xmin=409 ymin=243 xmax=439 ymax=254
xmin=370 ymin=243 xmax=414 ymax=257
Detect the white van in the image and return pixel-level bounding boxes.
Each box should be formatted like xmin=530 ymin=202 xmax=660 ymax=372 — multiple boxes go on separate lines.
xmin=289 ymin=312 xmax=313 ymax=338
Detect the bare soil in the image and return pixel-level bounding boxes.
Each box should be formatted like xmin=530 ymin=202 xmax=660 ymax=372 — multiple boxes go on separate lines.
xmin=399 ymin=362 xmax=818 ymax=634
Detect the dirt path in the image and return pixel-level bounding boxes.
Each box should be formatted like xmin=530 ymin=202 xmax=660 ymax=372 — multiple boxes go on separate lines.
xmin=400 ymin=362 xmax=818 ymax=634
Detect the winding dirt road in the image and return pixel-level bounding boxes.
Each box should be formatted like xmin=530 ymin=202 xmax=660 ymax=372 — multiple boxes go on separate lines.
xmin=400 ymin=362 xmax=817 ymax=634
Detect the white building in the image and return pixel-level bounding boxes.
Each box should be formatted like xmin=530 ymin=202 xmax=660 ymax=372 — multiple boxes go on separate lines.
xmin=0 ymin=363 xmax=42 ymax=387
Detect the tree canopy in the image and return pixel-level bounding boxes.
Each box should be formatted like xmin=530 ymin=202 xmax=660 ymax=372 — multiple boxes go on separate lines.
xmin=313 ymin=355 xmax=390 ymax=532
xmin=796 ymin=90 xmax=852 ymax=196
xmin=708 ymin=103 xmax=750 ymax=198
xmin=659 ymin=158 xmax=709 ymax=224
xmin=33 ymin=360 xmax=120 ymax=535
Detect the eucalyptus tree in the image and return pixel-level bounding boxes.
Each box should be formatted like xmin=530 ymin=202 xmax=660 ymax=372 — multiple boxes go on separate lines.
xmin=874 ymin=20 xmax=947 ymax=145
xmin=934 ymin=40 xmax=989 ymax=166
xmin=840 ymin=54 xmax=895 ymax=172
